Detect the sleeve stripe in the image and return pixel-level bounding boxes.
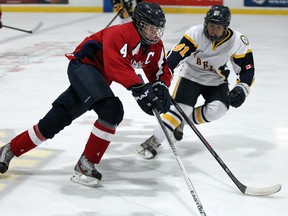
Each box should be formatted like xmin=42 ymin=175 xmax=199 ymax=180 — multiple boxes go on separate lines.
xmin=184 ymin=34 xmax=198 ymax=48
xmin=233 ymin=49 xmax=253 ymax=59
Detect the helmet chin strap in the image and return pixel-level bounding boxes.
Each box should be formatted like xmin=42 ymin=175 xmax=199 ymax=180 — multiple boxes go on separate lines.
xmin=204 ymin=26 xmax=228 ymax=42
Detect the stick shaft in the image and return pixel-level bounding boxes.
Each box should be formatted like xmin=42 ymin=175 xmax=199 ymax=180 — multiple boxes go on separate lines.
xmin=171 ymin=99 xmax=248 ymax=193
xmin=153 ymin=109 xmax=206 ymax=216
xmin=3 ymin=24 xmax=32 ymax=33
xmin=172 ymin=99 xmax=282 ymax=196
xmin=105 ymin=11 xmax=121 ymax=28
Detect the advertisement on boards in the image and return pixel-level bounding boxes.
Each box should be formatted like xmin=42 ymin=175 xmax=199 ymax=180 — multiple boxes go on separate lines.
xmin=0 ymin=0 xmax=68 ymax=3
xmin=244 ymin=0 xmax=288 ymax=7
xmin=145 ymin=0 xmax=223 ymax=6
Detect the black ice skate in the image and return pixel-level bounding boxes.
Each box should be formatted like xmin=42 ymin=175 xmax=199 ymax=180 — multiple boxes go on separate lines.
xmin=70 ymin=154 xmax=102 ymax=187
xmin=135 ymin=135 xmax=161 ymax=159
xmin=0 ymin=143 xmax=15 ymax=174
xmin=173 ymin=122 xmax=184 ymax=141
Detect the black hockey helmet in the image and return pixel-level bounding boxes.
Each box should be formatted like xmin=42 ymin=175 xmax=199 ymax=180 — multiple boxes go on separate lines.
xmin=132 ymin=2 xmax=166 ymax=44
xmin=204 ymin=5 xmax=231 ymax=42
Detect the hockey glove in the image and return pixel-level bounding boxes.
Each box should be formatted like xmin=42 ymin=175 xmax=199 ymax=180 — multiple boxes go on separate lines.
xmin=229 ymin=83 xmax=250 ymax=108
xmin=152 ymin=81 xmax=171 ymax=113
xmin=75 ymin=40 xmax=102 ymax=61
xmin=112 ymin=0 xmax=123 ymax=13
xmin=131 ymin=83 xmax=163 ymax=115
xmin=112 ymin=0 xmax=132 ymax=20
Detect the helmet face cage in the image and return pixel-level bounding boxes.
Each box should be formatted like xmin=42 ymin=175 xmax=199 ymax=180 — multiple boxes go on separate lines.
xmin=204 ymin=5 xmax=231 ymax=42
xmin=132 ymin=2 xmax=166 ymax=45
xmin=137 ymin=20 xmax=165 ymax=44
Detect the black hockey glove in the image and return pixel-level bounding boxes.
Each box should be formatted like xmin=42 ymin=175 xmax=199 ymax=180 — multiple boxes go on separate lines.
xmin=229 ymin=83 xmax=250 ymax=108
xmin=112 ymin=0 xmax=133 ymax=19
xmin=131 ymin=83 xmax=163 ymax=115
xmin=152 ymin=81 xmax=171 ymax=113
xmin=75 ymin=40 xmax=102 ymax=61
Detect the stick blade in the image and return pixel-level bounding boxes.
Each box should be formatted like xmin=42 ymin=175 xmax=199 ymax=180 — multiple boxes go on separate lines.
xmin=245 ymin=184 xmax=282 ymax=196
xmin=87 ymin=30 xmax=95 ymax=34
xmin=30 ymin=21 xmax=43 ymax=33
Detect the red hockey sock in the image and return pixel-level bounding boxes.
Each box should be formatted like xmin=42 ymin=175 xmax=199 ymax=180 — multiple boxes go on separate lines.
xmin=10 ymin=124 xmax=47 ymax=157
xmin=83 ymin=120 xmax=116 ymax=164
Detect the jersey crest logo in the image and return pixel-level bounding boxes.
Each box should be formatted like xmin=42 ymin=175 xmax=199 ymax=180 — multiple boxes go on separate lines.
xmin=240 ymin=35 xmax=249 ymax=45
xmin=131 ymin=60 xmax=143 ymax=69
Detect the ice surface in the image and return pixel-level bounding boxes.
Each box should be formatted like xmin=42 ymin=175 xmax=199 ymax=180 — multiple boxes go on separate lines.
xmin=0 ymin=12 xmax=287 ymax=216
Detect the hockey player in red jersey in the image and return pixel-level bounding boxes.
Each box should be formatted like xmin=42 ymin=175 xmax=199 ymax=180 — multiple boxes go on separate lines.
xmin=0 ymin=2 xmax=172 ymax=187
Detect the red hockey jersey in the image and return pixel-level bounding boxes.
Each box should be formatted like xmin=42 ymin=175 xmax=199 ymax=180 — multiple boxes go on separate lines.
xmin=68 ymin=22 xmax=172 ymax=89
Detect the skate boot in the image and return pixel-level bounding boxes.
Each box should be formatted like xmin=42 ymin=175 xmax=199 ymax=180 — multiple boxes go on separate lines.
xmin=135 ymin=135 xmax=161 ymax=159
xmin=0 ymin=143 xmax=15 ymax=174
xmin=70 ymin=154 xmax=102 ymax=187
xmin=173 ymin=122 xmax=184 ymax=141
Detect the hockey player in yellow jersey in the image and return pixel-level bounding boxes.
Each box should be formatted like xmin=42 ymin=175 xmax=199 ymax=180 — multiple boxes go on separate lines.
xmin=136 ymin=4 xmax=255 ymax=159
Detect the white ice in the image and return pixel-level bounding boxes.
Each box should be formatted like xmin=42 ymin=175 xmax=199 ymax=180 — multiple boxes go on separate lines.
xmin=0 ymin=12 xmax=287 ymax=216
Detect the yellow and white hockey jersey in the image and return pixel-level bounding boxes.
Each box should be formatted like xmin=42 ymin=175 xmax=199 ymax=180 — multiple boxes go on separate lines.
xmin=167 ymin=24 xmax=255 ymax=87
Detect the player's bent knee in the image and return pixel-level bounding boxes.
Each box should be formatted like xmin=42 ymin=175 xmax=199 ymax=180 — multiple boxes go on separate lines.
xmin=205 ymin=100 xmax=228 ymax=121
xmin=92 ymin=97 xmax=124 ymax=126
xmin=38 ymin=104 xmax=73 ymax=139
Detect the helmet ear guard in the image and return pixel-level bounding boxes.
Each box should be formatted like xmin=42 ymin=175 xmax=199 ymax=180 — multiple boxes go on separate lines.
xmin=204 ymin=4 xmax=231 ymax=42
xmin=132 ymin=2 xmax=166 ymax=45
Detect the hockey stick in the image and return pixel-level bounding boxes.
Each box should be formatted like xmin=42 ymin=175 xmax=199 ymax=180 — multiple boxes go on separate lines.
xmin=137 ymin=74 xmax=206 ymax=215
xmin=153 ymin=109 xmax=206 ymax=216
xmin=105 ymin=10 xmax=121 ymax=28
xmin=171 ymin=99 xmax=282 ymax=196
xmin=2 ymin=21 xmax=43 ymax=34
xmin=88 ymin=11 xmax=121 ymax=34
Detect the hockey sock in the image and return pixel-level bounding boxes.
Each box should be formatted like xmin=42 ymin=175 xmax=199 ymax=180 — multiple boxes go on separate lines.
xmin=10 ymin=124 xmax=47 ymax=157
xmin=83 ymin=120 xmax=116 ymax=164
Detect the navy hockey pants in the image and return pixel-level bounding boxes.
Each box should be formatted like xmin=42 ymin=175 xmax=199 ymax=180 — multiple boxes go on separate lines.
xmin=37 ymin=60 xmax=123 ymax=139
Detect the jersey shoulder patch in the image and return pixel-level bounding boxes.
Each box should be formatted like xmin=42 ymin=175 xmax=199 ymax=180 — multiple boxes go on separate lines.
xmin=240 ymin=35 xmax=249 ymax=45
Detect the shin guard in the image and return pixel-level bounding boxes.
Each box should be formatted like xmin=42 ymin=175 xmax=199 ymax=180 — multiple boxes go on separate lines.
xmin=10 ymin=125 xmax=47 ymax=157
xmin=83 ymin=120 xmax=116 ymax=164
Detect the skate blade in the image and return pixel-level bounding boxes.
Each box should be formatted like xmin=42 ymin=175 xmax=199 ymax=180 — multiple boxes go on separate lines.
xmin=135 ymin=146 xmax=155 ymax=160
xmin=70 ymin=171 xmax=100 ymax=188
